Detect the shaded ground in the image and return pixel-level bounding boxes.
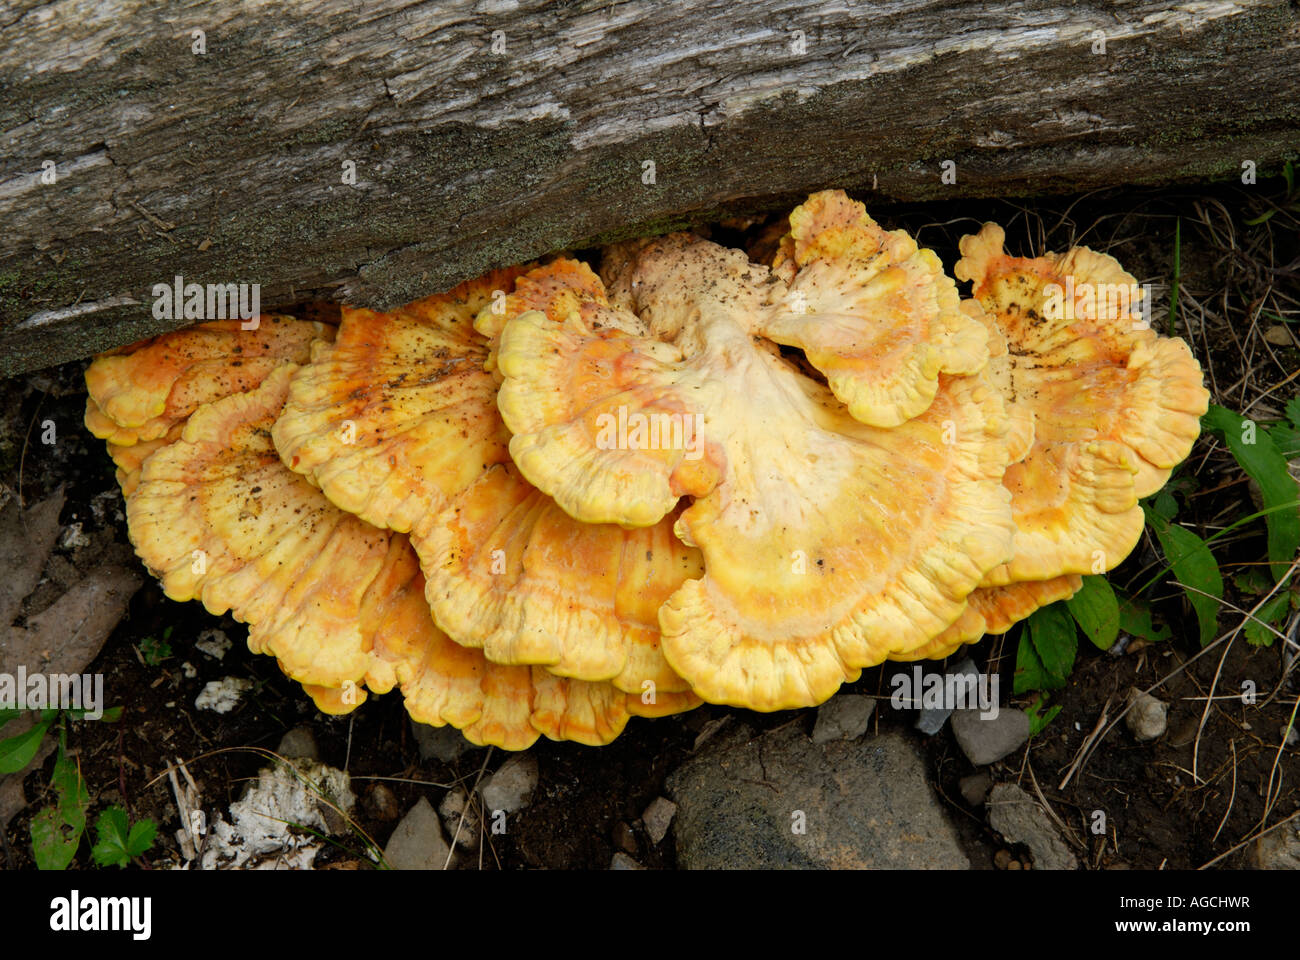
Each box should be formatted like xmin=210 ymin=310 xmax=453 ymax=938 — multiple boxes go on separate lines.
xmin=2 ymin=177 xmax=1297 ymax=870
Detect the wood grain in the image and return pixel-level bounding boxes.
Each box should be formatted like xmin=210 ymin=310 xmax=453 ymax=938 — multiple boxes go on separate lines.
xmin=2 ymin=0 xmax=1297 ymax=374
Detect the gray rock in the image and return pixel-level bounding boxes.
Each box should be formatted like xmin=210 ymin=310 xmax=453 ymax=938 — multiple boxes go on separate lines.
xmin=959 ymin=771 xmax=992 ymax=807
xmin=1125 ymin=689 xmax=1168 ymax=742
xmin=276 ymin=725 xmax=319 ymax=761
xmin=411 ymin=720 xmax=481 ymax=763
xmin=641 ymin=796 xmax=677 ymax=845
xmin=383 ymin=797 xmax=451 ymax=870
xmin=811 ymin=694 xmax=875 ymax=744
xmin=951 ymin=707 xmax=1030 ymax=765
xmin=912 ymin=657 xmax=979 ymax=734
xmin=480 ymin=754 xmax=538 ymax=814
xmin=666 ymin=725 xmax=969 ymax=869
xmin=610 ymin=852 xmax=644 ymax=870
xmin=439 ymin=787 xmax=480 ymax=851
xmin=1252 ymin=823 xmax=1300 ymax=869
xmin=987 ymin=783 xmax=1078 ymax=870
xmin=363 ymin=783 xmax=401 ymax=822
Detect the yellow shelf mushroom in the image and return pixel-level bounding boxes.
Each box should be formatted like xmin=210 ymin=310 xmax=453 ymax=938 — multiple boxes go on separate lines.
xmin=85 ymin=189 xmax=1210 ymax=742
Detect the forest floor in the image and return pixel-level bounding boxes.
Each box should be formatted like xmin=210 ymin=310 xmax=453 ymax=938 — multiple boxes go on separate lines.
xmin=2 ymin=176 xmax=1297 ymax=870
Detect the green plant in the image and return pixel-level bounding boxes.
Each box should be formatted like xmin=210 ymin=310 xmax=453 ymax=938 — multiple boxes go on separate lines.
xmin=1014 ymin=397 xmax=1300 ymax=724
xmin=0 ymin=705 xmax=123 ymax=869
xmin=139 ymin=625 xmax=174 ymax=665
xmin=90 ymin=805 xmax=157 ymax=868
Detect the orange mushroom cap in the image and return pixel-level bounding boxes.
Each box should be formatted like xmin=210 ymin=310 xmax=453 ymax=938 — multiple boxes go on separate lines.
xmin=271 ymin=271 xmax=526 ymax=533
xmin=915 ymin=575 xmax=1086 ymax=659
xmin=84 ymin=316 xmax=331 ymax=445
xmin=414 ymin=462 xmax=702 ymax=694
xmin=496 ymin=240 xmax=1019 ymax=710
xmin=763 ymin=190 xmax=990 ymax=427
xmin=955 ymin=224 xmax=1209 ymax=583
xmin=104 ymin=421 xmax=184 ymax=497
xmin=124 ymin=363 xmax=689 ymax=746
xmin=274 ymin=265 xmax=702 ymax=694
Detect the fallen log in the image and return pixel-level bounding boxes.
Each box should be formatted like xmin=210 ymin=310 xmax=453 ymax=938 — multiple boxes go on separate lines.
xmin=2 ymin=0 xmax=1297 ymax=375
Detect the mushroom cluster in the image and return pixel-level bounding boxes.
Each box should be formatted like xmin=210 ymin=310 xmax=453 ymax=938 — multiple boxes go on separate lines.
xmin=86 ymin=190 xmax=1209 ymax=747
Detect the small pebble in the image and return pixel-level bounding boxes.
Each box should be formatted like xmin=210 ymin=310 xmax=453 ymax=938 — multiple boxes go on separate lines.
xmin=641 ymin=796 xmax=677 ymax=845
xmin=363 ymin=784 xmax=401 ymax=821
xmin=951 ymin=707 xmax=1030 ymax=765
xmin=383 ymin=797 xmax=451 ymax=871
xmin=411 ymin=721 xmax=479 ymax=763
xmin=1125 ymin=689 xmax=1168 ymax=742
xmin=480 ymin=754 xmax=539 ymax=814
xmin=1263 ymin=325 xmax=1294 ymax=346
xmin=277 ymin=725 xmax=319 ymax=761
xmin=811 ymin=694 xmax=875 ymax=743
xmin=439 ymin=787 xmax=480 ymax=851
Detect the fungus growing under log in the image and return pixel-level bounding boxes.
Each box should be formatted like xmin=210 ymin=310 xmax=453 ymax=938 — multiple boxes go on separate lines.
xmin=86 ymin=189 xmax=1208 ymax=740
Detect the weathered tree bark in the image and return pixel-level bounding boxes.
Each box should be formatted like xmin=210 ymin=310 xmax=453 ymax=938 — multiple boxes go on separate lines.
xmin=2 ymin=0 xmax=1297 ymax=376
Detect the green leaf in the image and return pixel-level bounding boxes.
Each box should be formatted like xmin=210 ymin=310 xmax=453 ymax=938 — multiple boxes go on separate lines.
xmin=1145 ymin=507 xmax=1225 ymax=645
xmin=1014 ymin=603 xmax=1078 ymax=693
xmin=66 ymin=704 xmax=123 ymax=722
xmin=1284 ymin=395 xmax=1300 ymax=430
xmin=1151 ymin=490 xmax=1179 ymax=521
xmin=1244 ymin=594 xmax=1290 ymax=647
xmin=32 ymin=749 xmax=89 ymax=870
xmin=91 ymin=806 xmax=155 ymax=867
xmin=1271 ymin=424 xmax=1300 ymax=460
xmin=1014 ymin=633 xmax=1050 ymax=695
xmin=126 ymin=818 xmax=158 ymax=856
xmin=1233 ymin=567 xmax=1274 ymax=594
xmin=1067 ymin=576 xmax=1121 ymax=650
xmin=0 ymin=720 xmax=52 ymax=774
xmin=1117 ymin=594 xmax=1173 ymax=644
xmin=0 ymin=707 xmax=24 ymax=733
xmin=51 ymin=745 xmax=89 ymax=827
xmin=31 ymin=807 xmax=78 ymax=871
xmin=1205 ymin=405 xmax=1300 ymax=579
xmin=90 ymin=806 xmax=130 ymax=867
xmin=1025 ymin=694 xmax=1063 ymax=736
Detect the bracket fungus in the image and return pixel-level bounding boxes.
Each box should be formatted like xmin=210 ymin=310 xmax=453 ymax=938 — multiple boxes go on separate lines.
xmin=954 ymin=224 xmax=1209 ymax=587
xmin=88 ymin=189 xmax=1209 ymax=744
